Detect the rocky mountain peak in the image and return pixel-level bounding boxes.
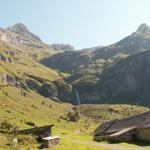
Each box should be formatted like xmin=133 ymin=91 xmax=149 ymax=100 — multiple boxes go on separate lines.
xmin=7 ymin=23 xmax=41 ymax=41
xmin=7 ymin=23 xmax=29 ymax=34
xmin=136 ymin=23 xmax=150 ymax=35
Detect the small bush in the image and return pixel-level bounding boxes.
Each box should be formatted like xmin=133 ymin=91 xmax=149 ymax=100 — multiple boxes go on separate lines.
xmin=25 ymin=121 xmax=36 ymax=127
xmin=17 ymin=135 xmax=36 ymax=144
xmin=0 ymin=120 xmax=14 ymax=132
xmin=42 ymin=101 xmax=45 ymax=105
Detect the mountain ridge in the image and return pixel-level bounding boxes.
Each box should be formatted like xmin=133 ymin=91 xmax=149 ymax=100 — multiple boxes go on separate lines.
xmin=41 ymin=23 xmax=150 ymax=73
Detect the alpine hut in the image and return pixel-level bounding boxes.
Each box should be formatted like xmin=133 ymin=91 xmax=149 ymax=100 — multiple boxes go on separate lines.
xmin=94 ymin=111 xmax=150 ymax=142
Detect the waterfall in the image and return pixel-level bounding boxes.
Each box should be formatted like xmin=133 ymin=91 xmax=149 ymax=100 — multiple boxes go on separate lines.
xmin=75 ymin=89 xmax=80 ymax=105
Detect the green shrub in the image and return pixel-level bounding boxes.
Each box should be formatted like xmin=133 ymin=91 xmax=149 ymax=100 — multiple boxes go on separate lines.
xmin=38 ymin=83 xmax=58 ymax=98
xmin=17 ymin=135 xmax=36 ymax=144
xmin=0 ymin=120 xmax=14 ymax=132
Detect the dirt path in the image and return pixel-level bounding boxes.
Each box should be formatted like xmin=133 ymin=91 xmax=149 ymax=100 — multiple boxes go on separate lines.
xmin=71 ymin=140 xmax=150 ymax=150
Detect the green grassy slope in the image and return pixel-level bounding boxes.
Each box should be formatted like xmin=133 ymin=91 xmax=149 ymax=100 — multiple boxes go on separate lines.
xmin=78 ymin=104 xmax=149 ymax=122
xmin=0 ymin=86 xmax=109 ymax=150
xmin=0 ymin=86 xmax=71 ymax=128
xmin=0 ymin=41 xmax=59 ymax=81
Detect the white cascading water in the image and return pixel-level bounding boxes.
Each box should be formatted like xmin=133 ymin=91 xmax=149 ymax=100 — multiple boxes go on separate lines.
xmin=75 ymin=89 xmax=80 ymax=105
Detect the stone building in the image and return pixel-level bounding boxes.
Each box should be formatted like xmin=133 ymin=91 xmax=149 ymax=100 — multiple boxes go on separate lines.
xmin=94 ymin=111 xmax=150 ymax=142
xmin=18 ymin=125 xmax=60 ymax=148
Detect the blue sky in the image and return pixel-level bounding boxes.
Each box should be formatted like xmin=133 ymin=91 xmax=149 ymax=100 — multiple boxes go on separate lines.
xmin=1 ymin=0 xmax=150 ymax=49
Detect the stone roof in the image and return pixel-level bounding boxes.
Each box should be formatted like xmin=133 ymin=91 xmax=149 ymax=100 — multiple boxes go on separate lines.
xmin=94 ymin=111 xmax=150 ymax=136
xmin=109 ymin=126 xmax=135 ymax=137
xmin=18 ymin=125 xmax=54 ymax=135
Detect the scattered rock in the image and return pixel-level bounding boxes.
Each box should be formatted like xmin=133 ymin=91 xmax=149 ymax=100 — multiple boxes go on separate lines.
xmin=0 ymin=54 xmax=9 ymax=62
xmin=25 ymin=121 xmax=36 ymax=127
xmin=67 ymin=107 xmax=80 ymax=122
xmin=5 ymin=50 xmax=16 ymax=56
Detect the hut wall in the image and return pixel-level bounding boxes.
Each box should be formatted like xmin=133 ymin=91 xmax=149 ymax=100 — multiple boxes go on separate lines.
xmin=117 ymin=133 xmax=133 ymax=142
xmin=94 ymin=130 xmax=135 ymax=142
xmin=137 ymin=128 xmax=150 ymax=142
xmin=43 ymin=138 xmax=59 ymax=148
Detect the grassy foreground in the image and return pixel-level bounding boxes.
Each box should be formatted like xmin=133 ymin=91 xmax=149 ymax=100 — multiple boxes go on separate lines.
xmin=0 ymin=86 xmax=108 ymax=150
xmin=0 ymin=86 xmax=149 ymax=149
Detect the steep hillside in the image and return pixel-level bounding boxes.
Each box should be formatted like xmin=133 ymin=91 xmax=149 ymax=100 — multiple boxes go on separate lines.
xmin=41 ymin=50 xmax=92 ymax=73
xmin=0 ymin=41 xmax=59 ymax=81
xmin=69 ymin=50 xmax=150 ymax=105
xmin=0 ymin=40 xmax=74 ymax=104
xmin=0 ymin=86 xmax=71 ymax=128
xmin=0 ymin=23 xmax=57 ymax=59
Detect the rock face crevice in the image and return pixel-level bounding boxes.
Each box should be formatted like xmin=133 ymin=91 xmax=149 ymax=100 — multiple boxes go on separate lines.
xmin=0 ymin=74 xmax=21 ymax=87
xmin=0 ymin=54 xmax=13 ymax=63
xmin=0 ymin=49 xmax=16 ymax=63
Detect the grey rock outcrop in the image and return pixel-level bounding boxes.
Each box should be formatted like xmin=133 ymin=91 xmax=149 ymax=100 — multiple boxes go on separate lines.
xmin=0 ymin=74 xmax=22 ymax=87
xmin=5 ymin=75 xmax=16 ymax=86
xmin=0 ymin=54 xmax=13 ymax=63
xmin=41 ymin=51 xmax=92 ymax=73
xmin=0 ymin=74 xmax=16 ymax=86
xmin=0 ymin=54 xmax=9 ymax=62
xmin=5 ymin=50 xmax=16 ymax=56
xmin=0 ymin=23 xmax=54 ymax=50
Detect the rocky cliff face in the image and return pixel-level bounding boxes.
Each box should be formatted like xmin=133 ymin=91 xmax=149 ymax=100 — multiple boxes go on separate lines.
xmin=0 ymin=49 xmax=15 ymax=63
xmin=40 ymin=23 xmax=150 ymax=105
xmin=71 ymin=50 xmax=150 ymax=105
xmin=41 ymin=51 xmax=92 ymax=73
xmin=97 ymin=50 xmax=150 ymax=105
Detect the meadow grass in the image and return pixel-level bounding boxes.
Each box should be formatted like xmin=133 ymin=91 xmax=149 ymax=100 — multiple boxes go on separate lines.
xmin=0 ymin=86 xmax=149 ymax=149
